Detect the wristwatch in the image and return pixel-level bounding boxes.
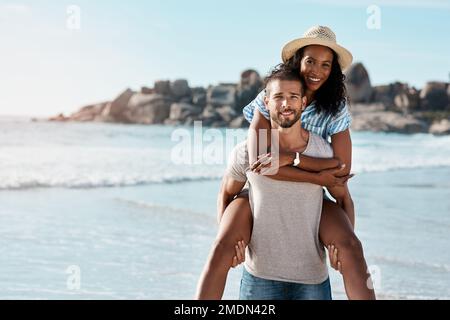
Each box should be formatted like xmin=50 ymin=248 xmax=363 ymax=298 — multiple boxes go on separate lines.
xmin=293 ymin=152 xmax=301 ymax=167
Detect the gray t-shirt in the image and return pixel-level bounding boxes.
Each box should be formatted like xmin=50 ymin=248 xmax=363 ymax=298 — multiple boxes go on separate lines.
xmin=226 ymin=133 xmax=333 ymax=284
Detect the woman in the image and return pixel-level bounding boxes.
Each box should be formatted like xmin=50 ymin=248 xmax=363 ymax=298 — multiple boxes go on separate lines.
xmin=196 ymin=25 xmax=376 ymax=300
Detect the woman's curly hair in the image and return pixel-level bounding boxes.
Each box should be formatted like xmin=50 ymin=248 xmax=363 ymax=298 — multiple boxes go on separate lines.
xmin=285 ymin=46 xmax=347 ymax=116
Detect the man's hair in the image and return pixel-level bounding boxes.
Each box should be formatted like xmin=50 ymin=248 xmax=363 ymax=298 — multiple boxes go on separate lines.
xmin=264 ymin=64 xmax=305 ymax=96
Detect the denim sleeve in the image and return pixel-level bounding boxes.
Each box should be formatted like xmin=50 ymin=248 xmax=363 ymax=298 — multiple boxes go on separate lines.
xmin=326 ymin=101 xmax=352 ymax=137
xmin=242 ymin=90 xmax=270 ymax=124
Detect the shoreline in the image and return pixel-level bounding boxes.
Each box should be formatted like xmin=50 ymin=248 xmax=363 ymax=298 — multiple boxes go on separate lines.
xmin=1 ymin=167 xmax=449 ymax=299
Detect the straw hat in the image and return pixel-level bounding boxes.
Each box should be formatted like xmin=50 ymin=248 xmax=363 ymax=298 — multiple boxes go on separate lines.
xmin=281 ymin=25 xmax=353 ymax=71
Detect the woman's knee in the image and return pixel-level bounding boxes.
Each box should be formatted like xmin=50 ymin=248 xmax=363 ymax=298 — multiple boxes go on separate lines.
xmin=334 ymin=234 xmax=364 ymax=258
xmin=210 ymin=233 xmax=241 ymax=262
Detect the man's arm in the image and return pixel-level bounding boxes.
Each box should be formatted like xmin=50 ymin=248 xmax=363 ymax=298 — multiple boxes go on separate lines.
xmin=216 ymin=174 xmax=247 ymax=224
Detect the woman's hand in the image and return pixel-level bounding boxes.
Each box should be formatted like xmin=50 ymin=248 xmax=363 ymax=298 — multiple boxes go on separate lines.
xmin=316 ymin=165 xmax=354 ymax=188
xmin=250 ymin=152 xmax=294 ymax=175
xmin=231 ymin=240 xmax=246 ymax=268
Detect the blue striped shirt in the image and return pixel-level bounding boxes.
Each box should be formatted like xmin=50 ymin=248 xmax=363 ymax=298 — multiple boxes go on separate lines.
xmin=242 ymin=90 xmax=352 ymax=141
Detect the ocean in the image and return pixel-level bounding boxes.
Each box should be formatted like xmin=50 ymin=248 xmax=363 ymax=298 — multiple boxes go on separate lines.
xmin=1 ymin=117 xmax=449 ymax=299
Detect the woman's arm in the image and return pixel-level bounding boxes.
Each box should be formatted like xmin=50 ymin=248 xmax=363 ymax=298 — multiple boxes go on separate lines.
xmin=328 ymin=128 xmax=354 ymax=226
xmin=251 ymin=150 xmax=341 ymax=174
xmin=266 ymin=165 xmax=350 ymax=188
xmin=330 ymin=129 xmax=352 ymax=176
xmin=297 ymin=154 xmax=341 ymax=172
xmin=248 ymin=109 xmax=271 ymax=165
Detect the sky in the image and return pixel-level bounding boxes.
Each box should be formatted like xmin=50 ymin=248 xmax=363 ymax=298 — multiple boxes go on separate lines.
xmin=0 ymin=0 xmax=449 ymax=116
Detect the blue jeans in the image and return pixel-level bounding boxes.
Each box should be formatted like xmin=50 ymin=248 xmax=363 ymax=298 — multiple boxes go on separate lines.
xmin=239 ymin=268 xmax=332 ymax=300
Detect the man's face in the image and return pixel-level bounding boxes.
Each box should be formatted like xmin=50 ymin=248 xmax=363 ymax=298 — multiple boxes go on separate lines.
xmin=264 ymin=80 xmax=305 ymax=128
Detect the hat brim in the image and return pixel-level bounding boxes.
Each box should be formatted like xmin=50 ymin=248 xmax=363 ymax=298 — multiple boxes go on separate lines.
xmin=281 ymin=38 xmax=353 ymax=71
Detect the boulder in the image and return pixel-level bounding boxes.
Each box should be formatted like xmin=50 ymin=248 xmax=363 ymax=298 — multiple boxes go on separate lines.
xmin=420 ymin=82 xmax=449 ymax=110
xmin=49 ymin=113 xmax=69 ymax=122
xmin=141 ymin=86 xmax=154 ymax=94
xmin=202 ymin=104 xmax=220 ymax=119
xmin=192 ymin=87 xmax=207 ymax=108
xmin=126 ymin=93 xmax=172 ymax=124
xmin=170 ymin=79 xmax=191 ymax=99
xmin=429 ymin=119 xmax=450 ymax=135
xmin=371 ymin=82 xmax=412 ymax=109
xmin=169 ymin=102 xmax=202 ymax=121
xmin=207 ymin=84 xmax=237 ymax=107
xmin=154 ymin=81 xmax=172 ymax=96
xmin=69 ymin=102 xmax=109 ymax=122
xmin=236 ymin=69 xmax=263 ymax=110
xmin=345 ymin=63 xmax=372 ymax=103
xmin=216 ymin=105 xmax=237 ymax=122
xmin=351 ymin=111 xmax=428 ymax=133
xmin=101 ymin=89 xmax=135 ymax=123
xmin=394 ymin=88 xmax=420 ymax=113
xmin=371 ymin=85 xmax=393 ymax=107
xmin=230 ymin=116 xmax=249 ymax=128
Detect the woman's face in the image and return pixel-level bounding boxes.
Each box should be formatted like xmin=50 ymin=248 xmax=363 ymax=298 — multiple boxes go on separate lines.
xmin=300 ymin=45 xmax=334 ymax=92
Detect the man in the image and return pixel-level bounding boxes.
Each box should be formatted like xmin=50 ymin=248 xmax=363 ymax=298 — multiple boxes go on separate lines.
xmin=224 ymin=66 xmax=340 ymax=299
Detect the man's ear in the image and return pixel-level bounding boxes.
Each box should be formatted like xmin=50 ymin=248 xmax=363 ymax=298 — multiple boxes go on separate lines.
xmin=263 ymin=94 xmax=270 ymax=110
xmin=301 ymin=96 xmax=307 ymax=111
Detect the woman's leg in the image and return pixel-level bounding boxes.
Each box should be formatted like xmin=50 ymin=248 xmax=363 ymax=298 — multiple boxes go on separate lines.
xmin=319 ymin=199 xmax=376 ymax=300
xmin=195 ymin=193 xmax=253 ymax=299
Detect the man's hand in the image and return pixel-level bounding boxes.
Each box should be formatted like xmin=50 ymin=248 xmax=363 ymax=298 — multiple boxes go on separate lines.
xmin=231 ymin=240 xmax=246 ymax=268
xmin=316 ymin=165 xmax=354 ymax=188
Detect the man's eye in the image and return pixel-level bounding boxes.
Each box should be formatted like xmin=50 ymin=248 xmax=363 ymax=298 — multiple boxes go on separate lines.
xmin=323 ymin=64 xmax=330 ymax=68
xmin=291 ymin=96 xmax=299 ymax=100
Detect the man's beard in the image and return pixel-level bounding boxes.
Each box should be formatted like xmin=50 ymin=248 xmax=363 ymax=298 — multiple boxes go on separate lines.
xmin=271 ymin=109 xmax=301 ymax=128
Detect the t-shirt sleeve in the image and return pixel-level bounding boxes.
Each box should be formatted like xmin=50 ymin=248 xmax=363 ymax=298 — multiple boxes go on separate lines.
xmin=242 ymin=90 xmax=270 ymax=124
xmin=326 ymin=101 xmax=352 ymax=137
xmin=224 ymin=142 xmax=248 ymax=182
